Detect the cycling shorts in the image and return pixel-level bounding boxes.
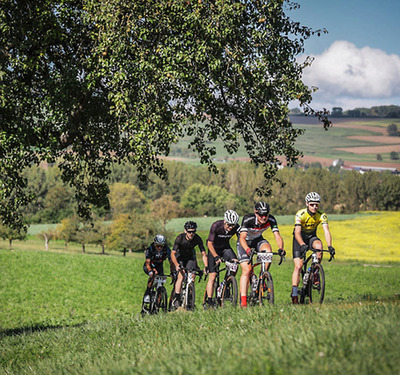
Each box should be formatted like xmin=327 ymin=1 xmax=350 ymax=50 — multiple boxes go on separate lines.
xmin=177 ymin=258 xmax=196 ymax=272
xmin=292 ymin=236 xmax=321 ymax=259
xmin=237 ymin=237 xmax=269 ymax=264
xmin=207 ymin=247 xmax=237 ymax=273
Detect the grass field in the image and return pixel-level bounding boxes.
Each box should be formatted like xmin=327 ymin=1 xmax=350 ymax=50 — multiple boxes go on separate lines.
xmin=1 ymin=212 xmax=400 ymax=374
xmin=168 ymin=118 xmax=400 ymax=166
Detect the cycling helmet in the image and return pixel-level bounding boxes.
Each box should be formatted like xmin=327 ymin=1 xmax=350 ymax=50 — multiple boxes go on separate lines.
xmin=254 ymin=201 xmax=270 ymax=215
xmin=154 ymin=234 xmax=166 ymax=246
xmin=224 ymin=210 xmax=239 ymax=225
xmin=305 ymin=192 xmax=321 ymax=203
xmin=184 ymin=221 xmax=197 ymax=230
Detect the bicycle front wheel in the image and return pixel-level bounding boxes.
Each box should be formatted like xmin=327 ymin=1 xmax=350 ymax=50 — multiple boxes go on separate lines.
xmin=309 ymin=263 xmax=325 ymax=304
xmin=185 ymin=283 xmax=196 ymax=311
xmin=259 ymin=272 xmax=274 ymax=305
xmin=221 ymin=276 xmax=238 ymax=308
xmin=154 ymin=287 xmax=168 ymax=314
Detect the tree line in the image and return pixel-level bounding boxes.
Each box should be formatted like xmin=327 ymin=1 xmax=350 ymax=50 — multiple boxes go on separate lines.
xmin=1 ymin=161 xmax=396 ymax=252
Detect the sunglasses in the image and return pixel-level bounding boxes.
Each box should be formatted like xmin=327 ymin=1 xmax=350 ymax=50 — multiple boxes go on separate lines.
xmin=187 ymin=230 xmax=196 ymax=234
xmin=309 ymin=203 xmax=319 ymax=207
xmin=257 ymin=213 xmax=268 ymax=218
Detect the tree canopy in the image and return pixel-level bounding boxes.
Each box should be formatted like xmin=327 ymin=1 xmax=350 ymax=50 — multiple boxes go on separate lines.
xmin=0 ymin=0 xmax=329 ymax=229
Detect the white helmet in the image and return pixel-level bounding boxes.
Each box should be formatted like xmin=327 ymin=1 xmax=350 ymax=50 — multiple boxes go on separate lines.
xmin=305 ymin=192 xmax=321 ymax=203
xmin=224 ymin=210 xmax=239 ymax=225
xmin=154 ymin=234 xmax=166 ymax=246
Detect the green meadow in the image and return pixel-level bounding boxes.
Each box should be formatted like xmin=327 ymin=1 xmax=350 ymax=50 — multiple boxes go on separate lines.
xmin=1 ymin=212 xmax=400 ymax=374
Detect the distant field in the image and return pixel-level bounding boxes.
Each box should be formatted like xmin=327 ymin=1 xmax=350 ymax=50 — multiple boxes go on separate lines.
xmin=168 ymin=117 xmax=400 ymax=168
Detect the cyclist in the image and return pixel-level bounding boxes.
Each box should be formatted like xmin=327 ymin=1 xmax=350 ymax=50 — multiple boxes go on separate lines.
xmin=204 ymin=210 xmax=240 ymax=308
xmin=143 ymin=234 xmax=174 ymax=303
xmin=237 ymin=202 xmax=285 ymax=308
xmin=291 ymin=192 xmax=335 ymax=304
xmin=170 ymin=221 xmax=207 ymax=308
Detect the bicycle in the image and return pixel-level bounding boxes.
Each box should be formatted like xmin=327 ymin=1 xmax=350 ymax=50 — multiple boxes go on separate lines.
xmin=202 ymin=259 xmax=239 ymax=309
xmin=247 ymin=249 xmax=284 ymax=306
xmin=299 ymin=248 xmax=335 ymax=304
xmin=140 ymin=274 xmax=171 ymax=316
xmin=169 ymin=267 xmax=204 ymax=311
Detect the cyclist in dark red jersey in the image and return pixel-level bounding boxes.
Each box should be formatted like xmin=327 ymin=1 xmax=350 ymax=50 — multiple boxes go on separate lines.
xmin=237 ymin=202 xmax=285 ymax=308
xmin=142 ymin=234 xmax=174 ymax=303
xmin=170 ymin=221 xmax=207 ymax=308
xmin=204 ymin=210 xmax=240 ymax=308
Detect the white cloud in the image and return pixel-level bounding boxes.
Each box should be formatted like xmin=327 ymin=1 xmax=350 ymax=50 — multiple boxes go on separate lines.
xmin=301 ymin=41 xmax=400 ymax=110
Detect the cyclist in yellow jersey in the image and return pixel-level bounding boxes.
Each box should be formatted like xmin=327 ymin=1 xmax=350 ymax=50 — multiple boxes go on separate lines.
xmin=291 ymin=192 xmax=335 ymax=304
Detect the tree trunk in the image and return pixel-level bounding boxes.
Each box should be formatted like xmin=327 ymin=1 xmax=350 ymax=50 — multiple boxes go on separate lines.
xmin=101 ymin=243 xmax=105 ymax=255
xmin=44 ymin=234 xmax=49 ymax=251
xmin=9 ymin=239 xmax=12 ymax=250
xmin=82 ymin=244 xmax=85 ymax=253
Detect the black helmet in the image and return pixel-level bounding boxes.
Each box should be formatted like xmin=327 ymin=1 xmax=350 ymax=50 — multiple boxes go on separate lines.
xmin=184 ymin=221 xmax=197 ymax=230
xmin=255 ymin=201 xmax=270 ymax=215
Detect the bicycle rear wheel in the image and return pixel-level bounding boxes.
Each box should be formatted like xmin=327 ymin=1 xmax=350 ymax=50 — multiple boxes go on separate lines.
xmin=221 ymin=275 xmax=238 ymax=308
xmin=309 ymin=263 xmax=325 ymax=304
xmin=259 ymin=272 xmax=274 ymax=305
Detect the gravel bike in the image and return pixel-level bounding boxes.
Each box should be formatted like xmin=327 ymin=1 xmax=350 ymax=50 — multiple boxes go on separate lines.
xmin=299 ymin=248 xmax=335 ymax=304
xmin=140 ymin=274 xmax=171 ymax=316
xmin=169 ymin=267 xmax=204 ymax=311
xmin=202 ymin=259 xmax=239 ymax=309
xmin=247 ymin=249 xmax=284 ymax=306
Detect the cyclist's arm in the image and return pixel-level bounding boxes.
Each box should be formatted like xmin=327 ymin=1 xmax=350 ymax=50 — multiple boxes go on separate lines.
xmin=294 ymin=225 xmax=305 ymax=246
xmin=201 ymin=250 xmax=208 ymax=268
xmin=145 ymin=259 xmax=152 ymax=273
xmin=207 ymin=240 xmax=218 ymax=258
xmin=322 ymin=223 xmax=332 ymax=248
xmin=239 ymin=230 xmax=250 ymax=253
xmin=273 ymin=230 xmax=284 ymax=250
xmin=170 ymin=250 xmax=180 ymax=270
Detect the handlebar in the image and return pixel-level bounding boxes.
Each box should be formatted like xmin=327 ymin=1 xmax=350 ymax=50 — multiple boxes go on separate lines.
xmin=305 ymin=248 xmax=335 ymax=262
xmin=176 ymin=267 xmax=204 ymax=283
xmin=204 ymin=259 xmax=239 ymax=280
xmin=247 ymin=249 xmax=285 ymax=265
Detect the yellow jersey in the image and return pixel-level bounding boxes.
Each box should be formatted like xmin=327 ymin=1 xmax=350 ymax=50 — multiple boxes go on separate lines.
xmin=294 ymin=208 xmax=328 ymax=236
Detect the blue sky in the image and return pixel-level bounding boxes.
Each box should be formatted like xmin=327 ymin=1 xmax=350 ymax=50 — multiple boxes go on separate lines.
xmin=288 ymin=0 xmax=400 ymax=111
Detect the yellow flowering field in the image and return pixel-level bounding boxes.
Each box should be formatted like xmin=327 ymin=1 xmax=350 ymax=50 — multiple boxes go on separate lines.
xmin=278 ymin=211 xmax=400 ymax=263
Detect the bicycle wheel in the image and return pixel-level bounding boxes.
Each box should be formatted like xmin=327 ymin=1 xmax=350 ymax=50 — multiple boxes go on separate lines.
xmin=221 ymin=276 xmax=238 ymax=308
xmin=185 ymin=283 xmax=196 ymax=311
xmin=299 ymin=268 xmax=308 ymax=304
xmin=168 ymin=288 xmax=177 ymax=312
xmin=309 ymin=263 xmax=325 ymax=304
xmin=154 ymin=287 xmax=168 ymax=314
xmin=259 ymin=272 xmax=274 ymax=305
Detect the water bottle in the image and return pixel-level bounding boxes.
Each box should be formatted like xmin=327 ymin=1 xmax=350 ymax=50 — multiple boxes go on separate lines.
xmin=217 ymin=282 xmax=223 ymax=298
xmin=251 ymin=274 xmax=258 ymax=292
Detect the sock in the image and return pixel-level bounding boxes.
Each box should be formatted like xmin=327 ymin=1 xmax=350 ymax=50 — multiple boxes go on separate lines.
xmin=145 ymin=287 xmax=151 ymax=295
xmin=292 ymin=286 xmax=298 ymax=297
xmin=207 ymin=297 xmax=213 ymax=304
xmin=175 ymin=293 xmax=181 ymax=301
xmin=241 ymin=296 xmax=247 ymax=306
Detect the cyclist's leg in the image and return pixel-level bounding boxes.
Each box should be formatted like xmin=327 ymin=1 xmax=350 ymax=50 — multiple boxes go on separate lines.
xmin=291 ymin=237 xmax=304 ymax=303
xmin=237 ymin=241 xmax=252 ymax=307
xmin=206 ymin=252 xmax=217 ymax=300
xmin=143 ymin=263 xmax=155 ymax=301
xmin=310 ymin=237 xmax=323 ymax=262
xmin=174 ymin=259 xmax=185 ymax=301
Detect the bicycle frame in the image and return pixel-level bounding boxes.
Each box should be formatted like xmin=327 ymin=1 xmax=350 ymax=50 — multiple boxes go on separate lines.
xmin=170 ymin=267 xmax=203 ymax=311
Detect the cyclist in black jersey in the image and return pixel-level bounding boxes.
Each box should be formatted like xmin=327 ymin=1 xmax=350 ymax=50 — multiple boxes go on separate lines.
xmin=170 ymin=221 xmax=207 ymax=308
xmin=237 ymin=202 xmax=285 ymax=308
xmin=204 ymin=210 xmax=240 ymax=307
xmin=142 ymin=234 xmax=174 ymax=303
xmin=291 ymin=192 xmax=335 ymax=304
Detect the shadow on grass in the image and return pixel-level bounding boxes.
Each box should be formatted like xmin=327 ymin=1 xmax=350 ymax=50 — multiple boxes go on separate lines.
xmin=0 ymin=322 xmax=85 ymax=338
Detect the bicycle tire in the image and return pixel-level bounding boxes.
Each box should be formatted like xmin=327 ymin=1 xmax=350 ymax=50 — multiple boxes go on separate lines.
xmin=309 ymin=263 xmax=325 ymax=304
xmin=221 ymin=275 xmax=238 ymax=308
xmin=168 ymin=288 xmax=176 ymax=312
xmin=299 ymin=268 xmax=307 ymax=304
xmin=185 ymin=283 xmax=196 ymax=311
xmin=154 ymin=287 xmax=168 ymax=314
xmin=258 ymin=272 xmax=274 ymax=305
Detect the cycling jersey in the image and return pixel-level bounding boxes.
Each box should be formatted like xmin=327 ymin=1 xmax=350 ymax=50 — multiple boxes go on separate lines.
xmin=207 ymin=220 xmax=240 ymax=251
xmin=145 ymin=243 xmax=171 ymax=266
xmin=173 ymin=232 xmax=205 ymax=261
xmin=294 ymin=208 xmax=328 ymax=237
xmin=239 ymin=213 xmax=279 ymax=244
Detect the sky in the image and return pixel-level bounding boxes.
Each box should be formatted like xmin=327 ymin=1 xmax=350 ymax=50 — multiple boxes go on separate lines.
xmin=288 ymin=0 xmax=400 ymax=111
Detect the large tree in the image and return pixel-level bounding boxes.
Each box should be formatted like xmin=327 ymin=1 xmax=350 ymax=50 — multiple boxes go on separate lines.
xmin=0 ymin=0 xmax=329 ymax=229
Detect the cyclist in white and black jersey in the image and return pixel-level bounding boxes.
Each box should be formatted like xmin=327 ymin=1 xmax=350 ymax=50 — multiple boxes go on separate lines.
xmin=237 ymin=202 xmax=285 ymax=308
